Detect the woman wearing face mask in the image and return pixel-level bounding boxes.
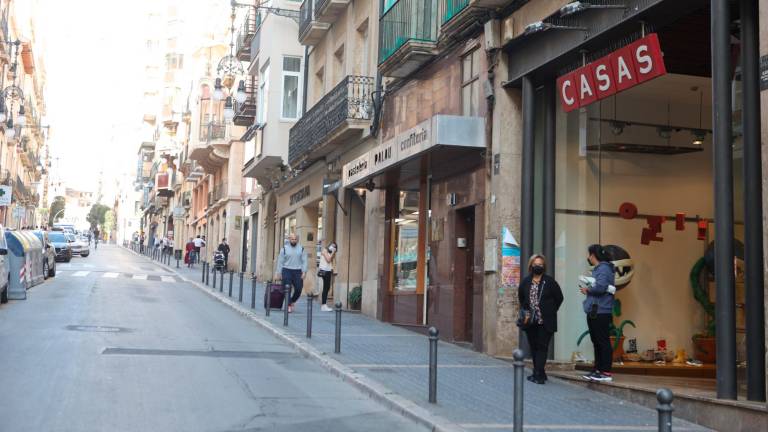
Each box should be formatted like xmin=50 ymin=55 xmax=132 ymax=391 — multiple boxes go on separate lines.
xmin=518 ymin=254 xmax=564 ymax=384
xmin=581 ymin=244 xmax=616 ymax=383
xmin=319 ymin=242 xmax=337 ymax=311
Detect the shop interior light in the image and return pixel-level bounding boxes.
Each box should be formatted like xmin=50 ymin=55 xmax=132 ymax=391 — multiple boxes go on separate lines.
xmin=560 ymin=1 xmax=627 ymax=17
xmin=523 ymin=21 xmax=587 ymax=36
xmin=691 ymin=129 xmax=706 ymax=145
xmin=657 ymin=126 xmax=673 ymax=139
xmin=610 ymin=121 xmax=625 ymax=135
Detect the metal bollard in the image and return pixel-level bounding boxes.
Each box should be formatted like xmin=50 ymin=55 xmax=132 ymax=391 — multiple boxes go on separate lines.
xmin=238 ymin=273 xmax=243 ymax=302
xmin=428 ymin=327 xmax=439 ymax=404
xmin=656 ymin=388 xmax=674 ymax=432
xmin=228 ymin=271 xmax=234 ymax=297
xmin=250 ymin=277 xmax=256 ymax=309
xmin=306 ymin=294 xmax=315 ymax=338
xmin=219 ymin=270 xmax=224 ymax=293
xmin=283 ymin=283 xmax=291 ymax=326
xmin=205 ymin=262 xmax=210 ymax=286
xmin=512 ymin=349 xmax=525 ymax=432
xmin=176 ymin=255 xmax=180 ymax=268
xmin=212 ymin=268 xmax=217 ymax=290
xmin=334 ymin=301 xmax=342 ymax=354
xmin=265 ymin=280 xmax=271 ymax=316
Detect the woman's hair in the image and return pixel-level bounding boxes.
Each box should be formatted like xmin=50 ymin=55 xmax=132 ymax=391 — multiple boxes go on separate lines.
xmin=588 ymin=244 xmax=613 ymax=262
xmin=527 ymin=254 xmax=546 ymax=273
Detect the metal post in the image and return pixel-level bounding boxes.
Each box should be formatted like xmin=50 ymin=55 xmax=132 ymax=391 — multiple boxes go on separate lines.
xmin=265 ymin=280 xmax=271 ymax=316
xmin=543 ymin=82 xmax=555 ymax=268
xmin=205 ymin=262 xmax=209 ymax=286
xmin=306 ymin=294 xmax=314 ymax=338
xmin=334 ymin=301 xmax=342 ymax=353
xmin=740 ymin=0 xmax=766 ymax=403
xmin=238 ymin=272 xmax=243 ymax=302
xmin=711 ymin=0 xmax=737 ymax=400
xmin=228 ymin=271 xmax=233 ymax=297
xmin=250 ymin=277 xmax=256 ymax=309
xmin=212 ymin=267 xmax=217 ymax=290
xmin=521 ymin=75 xmax=535 ymax=275
xmin=428 ymin=327 xmax=439 ymax=404
xmin=219 ymin=270 xmax=224 ymax=293
xmin=512 ymin=349 xmax=525 ymax=432
xmin=176 ymin=254 xmax=180 ymax=268
xmin=283 ymin=283 xmax=291 ymax=326
xmin=656 ymin=388 xmax=674 ymax=432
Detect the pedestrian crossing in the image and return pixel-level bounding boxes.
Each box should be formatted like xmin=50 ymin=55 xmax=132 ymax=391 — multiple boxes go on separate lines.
xmin=56 ymin=270 xmax=184 ymax=283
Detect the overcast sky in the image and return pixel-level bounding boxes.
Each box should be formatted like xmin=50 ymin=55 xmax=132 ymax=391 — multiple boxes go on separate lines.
xmin=35 ymin=0 xmax=152 ymax=204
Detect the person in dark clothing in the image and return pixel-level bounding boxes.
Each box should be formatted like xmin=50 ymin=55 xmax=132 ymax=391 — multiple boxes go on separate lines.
xmin=581 ymin=244 xmax=616 ymax=383
xmin=217 ymin=238 xmax=230 ymax=268
xmin=518 ymin=254 xmax=564 ymax=384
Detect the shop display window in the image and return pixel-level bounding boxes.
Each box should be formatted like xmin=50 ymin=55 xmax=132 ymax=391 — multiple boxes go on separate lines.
xmin=393 ymin=190 xmax=420 ymax=291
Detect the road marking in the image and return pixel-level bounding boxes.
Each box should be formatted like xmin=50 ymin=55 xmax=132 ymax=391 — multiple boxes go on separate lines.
xmin=347 ymin=364 xmax=510 ymax=369
xmin=103 ymin=272 xmax=119 ymax=278
xmin=72 ymin=271 xmax=90 ymax=277
xmin=132 ymin=274 xmax=148 ymax=280
xmin=460 ymin=425 xmax=704 ymax=431
xmin=160 ymin=276 xmax=176 ymax=283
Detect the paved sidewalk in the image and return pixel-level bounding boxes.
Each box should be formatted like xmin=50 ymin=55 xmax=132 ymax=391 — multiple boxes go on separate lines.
xmin=139 ymin=250 xmax=710 ymax=432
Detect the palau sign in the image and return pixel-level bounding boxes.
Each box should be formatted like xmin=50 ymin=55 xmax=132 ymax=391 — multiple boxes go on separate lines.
xmin=557 ymin=33 xmax=667 ymax=112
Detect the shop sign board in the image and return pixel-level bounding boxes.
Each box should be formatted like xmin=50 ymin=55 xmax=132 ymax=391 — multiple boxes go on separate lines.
xmin=172 ymin=206 xmax=185 ymax=219
xmin=342 ymin=152 xmax=370 ymax=186
xmin=396 ymin=119 xmax=431 ymax=162
xmin=0 ymin=186 xmax=11 ymax=206
xmin=557 ymin=33 xmax=666 ymax=112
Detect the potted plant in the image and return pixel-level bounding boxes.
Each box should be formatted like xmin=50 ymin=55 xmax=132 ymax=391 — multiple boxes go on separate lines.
xmin=348 ymin=286 xmax=362 ymax=310
xmin=690 ymin=257 xmax=716 ymax=363
xmin=577 ymin=299 xmax=636 ymax=362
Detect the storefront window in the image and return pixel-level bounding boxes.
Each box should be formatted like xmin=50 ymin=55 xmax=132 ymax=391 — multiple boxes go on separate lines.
xmin=393 ymin=190 xmax=420 ymax=291
xmin=281 ymin=214 xmax=296 ymax=249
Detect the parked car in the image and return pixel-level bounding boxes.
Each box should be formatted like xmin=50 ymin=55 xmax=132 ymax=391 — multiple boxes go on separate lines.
xmin=48 ymin=231 xmax=73 ymax=262
xmin=67 ymin=234 xmax=90 ymax=258
xmin=32 ymin=230 xmax=56 ymax=278
xmin=0 ymin=226 xmax=9 ymax=303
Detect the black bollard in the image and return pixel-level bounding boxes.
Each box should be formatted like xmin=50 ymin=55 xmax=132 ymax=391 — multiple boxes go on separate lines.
xmin=265 ymin=280 xmax=271 ymax=316
xmin=334 ymin=301 xmax=342 ymax=354
xmin=219 ymin=270 xmax=224 ymax=293
xmin=212 ymin=267 xmax=217 ymax=290
xmin=512 ymin=349 xmax=525 ymax=432
xmin=250 ymin=277 xmax=256 ymax=309
xmin=228 ymin=271 xmax=233 ymax=297
xmin=176 ymin=255 xmax=180 ymax=268
xmin=283 ymin=283 xmax=291 ymax=326
xmin=238 ymin=273 xmax=243 ymax=302
xmin=656 ymin=388 xmax=674 ymax=432
xmin=205 ymin=262 xmax=210 ymax=286
xmin=306 ymin=294 xmax=314 ymax=338
xmin=428 ymin=327 xmax=439 ymax=404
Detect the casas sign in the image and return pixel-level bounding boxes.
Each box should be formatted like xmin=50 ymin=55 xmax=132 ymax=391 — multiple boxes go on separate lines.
xmin=557 ymin=33 xmax=666 ymax=112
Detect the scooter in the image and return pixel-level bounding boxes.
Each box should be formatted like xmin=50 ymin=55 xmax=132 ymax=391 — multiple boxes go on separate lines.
xmin=213 ymin=250 xmax=226 ymax=273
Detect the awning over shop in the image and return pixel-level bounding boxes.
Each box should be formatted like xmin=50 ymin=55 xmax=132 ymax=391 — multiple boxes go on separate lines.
xmin=342 ymin=115 xmax=485 ymax=189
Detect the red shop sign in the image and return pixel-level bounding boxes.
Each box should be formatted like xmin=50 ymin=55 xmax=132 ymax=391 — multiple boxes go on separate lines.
xmin=557 ymin=33 xmax=667 ymax=112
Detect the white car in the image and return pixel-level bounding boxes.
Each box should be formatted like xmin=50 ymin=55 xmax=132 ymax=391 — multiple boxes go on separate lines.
xmin=0 ymin=226 xmax=9 ymax=303
xmin=66 ymin=233 xmax=90 ymax=258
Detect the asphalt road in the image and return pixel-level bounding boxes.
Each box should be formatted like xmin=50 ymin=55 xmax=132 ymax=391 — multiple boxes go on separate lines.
xmin=0 ymin=245 xmax=427 ymax=432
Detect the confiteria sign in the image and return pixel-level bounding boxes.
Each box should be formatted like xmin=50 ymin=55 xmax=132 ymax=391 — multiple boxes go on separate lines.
xmin=557 ymin=33 xmax=666 ymax=112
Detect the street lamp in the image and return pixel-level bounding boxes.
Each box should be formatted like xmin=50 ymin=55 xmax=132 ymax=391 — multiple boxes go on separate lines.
xmin=235 ymin=80 xmax=247 ymax=104
xmin=16 ymin=104 xmax=26 ymax=127
xmin=223 ymin=97 xmax=235 ymax=121
xmin=213 ymin=77 xmax=224 ymax=101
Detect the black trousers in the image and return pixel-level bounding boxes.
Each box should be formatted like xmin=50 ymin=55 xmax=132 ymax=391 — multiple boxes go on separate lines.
xmin=524 ymin=324 xmax=553 ymax=379
xmin=587 ymin=313 xmax=613 ymax=373
xmin=282 ymin=269 xmax=304 ymax=305
xmin=320 ymin=271 xmax=332 ymax=304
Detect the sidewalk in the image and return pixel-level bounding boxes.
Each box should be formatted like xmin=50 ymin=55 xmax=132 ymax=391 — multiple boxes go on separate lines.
xmin=142 ymin=251 xmax=710 ymax=432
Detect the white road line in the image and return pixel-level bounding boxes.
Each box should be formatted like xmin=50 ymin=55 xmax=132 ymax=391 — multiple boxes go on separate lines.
xmin=160 ymin=276 xmax=176 ymax=283
xmin=460 ymin=425 xmax=703 ymax=431
xmin=72 ymin=271 xmax=90 ymax=277
xmin=103 ymin=272 xmax=119 ymax=278
xmin=132 ymin=274 xmax=148 ymax=280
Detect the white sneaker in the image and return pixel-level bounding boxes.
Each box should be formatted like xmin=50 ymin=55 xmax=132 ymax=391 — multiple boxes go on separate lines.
xmin=321 ymin=305 xmax=332 ymax=312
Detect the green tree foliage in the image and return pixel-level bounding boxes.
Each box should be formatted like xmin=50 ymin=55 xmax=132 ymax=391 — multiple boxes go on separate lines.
xmin=87 ymin=204 xmax=111 ymax=230
xmin=48 ymin=196 xmax=66 ymax=227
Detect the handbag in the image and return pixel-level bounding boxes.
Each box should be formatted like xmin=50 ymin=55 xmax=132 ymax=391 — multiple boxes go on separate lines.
xmin=317 ymin=269 xmax=327 ymax=277
xmin=516 ymin=307 xmax=533 ymax=329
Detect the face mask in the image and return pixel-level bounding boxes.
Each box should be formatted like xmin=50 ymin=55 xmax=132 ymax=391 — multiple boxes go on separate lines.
xmin=329 ymin=245 xmax=336 ymax=252
xmin=532 ymin=265 xmax=544 ymax=276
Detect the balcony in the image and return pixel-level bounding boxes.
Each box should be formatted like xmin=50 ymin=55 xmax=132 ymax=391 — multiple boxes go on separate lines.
xmin=439 ymin=0 xmax=490 ymax=40
xmin=236 ymin=8 xmax=259 ymax=62
xmin=199 ymin=121 xmax=230 ymax=146
xmin=379 ymin=0 xmax=439 ymax=78
xmin=250 ymin=21 xmax=262 ymax=60
xmin=315 ymin=0 xmax=350 ymax=23
xmin=189 ymin=121 xmax=231 ymax=173
xmin=233 ymin=75 xmax=257 ymax=127
xmin=299 ymin=0 xmax=330 ymax=46
xmin=288 ymin=75 xmax=374 ymax=166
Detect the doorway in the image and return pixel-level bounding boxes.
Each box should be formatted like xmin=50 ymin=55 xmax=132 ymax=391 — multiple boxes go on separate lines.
xmin=454 ymin=206 xmax=475 ymax=344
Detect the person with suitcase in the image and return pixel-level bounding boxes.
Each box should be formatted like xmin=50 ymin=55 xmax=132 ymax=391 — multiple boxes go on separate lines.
xmin=274 ymin=233 xmax=307 ymax=313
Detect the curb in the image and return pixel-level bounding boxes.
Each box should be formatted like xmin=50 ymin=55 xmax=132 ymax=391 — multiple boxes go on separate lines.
xmin=129 ymin=248 xmax=465 ymax=432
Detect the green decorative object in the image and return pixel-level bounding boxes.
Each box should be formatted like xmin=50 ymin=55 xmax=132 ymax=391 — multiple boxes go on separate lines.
xmin=349 ymin=286 xmax=362 ymax=310
xmin=690 ymin=257 xmax=715 ymax=337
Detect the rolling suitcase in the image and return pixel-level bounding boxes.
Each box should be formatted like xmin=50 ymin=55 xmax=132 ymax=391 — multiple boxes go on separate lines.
xmin=264 ymin=281 xmax=285 ymax=310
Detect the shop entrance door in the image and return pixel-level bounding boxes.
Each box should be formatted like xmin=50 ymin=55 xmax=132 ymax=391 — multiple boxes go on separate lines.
xmin=454 ymin=206 xmax=475 ymax=344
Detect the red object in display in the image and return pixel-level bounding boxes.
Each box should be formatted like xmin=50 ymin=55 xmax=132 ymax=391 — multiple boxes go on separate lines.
xmin=675 ymin=213 xmax=686 ymax=231
xmin=557 ymin=33 xmax=667 ymax=111
xmin=697 ymin=220 xmax=708 ymax=240
xmin=619 ymin=202 xmax=638 ymax=219
xmin=646 ymin=216 xmax=665 ymax=233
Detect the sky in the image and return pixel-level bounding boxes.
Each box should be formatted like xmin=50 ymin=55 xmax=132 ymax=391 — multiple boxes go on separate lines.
xmin=34 ymin=0 xmax=154 ymax=204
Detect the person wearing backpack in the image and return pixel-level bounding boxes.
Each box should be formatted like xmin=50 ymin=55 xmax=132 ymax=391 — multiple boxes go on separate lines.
xmin=274 ymin=233 xmax=307 ymax=313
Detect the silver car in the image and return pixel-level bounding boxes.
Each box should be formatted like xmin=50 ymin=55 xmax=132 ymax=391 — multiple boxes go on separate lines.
xmin=66 ymin=234 xmax=90 ymax=258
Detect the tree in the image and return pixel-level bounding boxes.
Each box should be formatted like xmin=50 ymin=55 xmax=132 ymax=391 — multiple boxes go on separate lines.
xmin=86 ymin=204 xmax=110 ymax=230
xmin=48 ymin=196 xmax=66 ymax=227
xmin=103 ymin=210 xmax=115 ymax=237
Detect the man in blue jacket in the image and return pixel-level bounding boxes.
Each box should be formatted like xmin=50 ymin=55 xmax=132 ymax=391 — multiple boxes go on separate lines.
xmin=274 ymin=233 xmax=307 ymax=313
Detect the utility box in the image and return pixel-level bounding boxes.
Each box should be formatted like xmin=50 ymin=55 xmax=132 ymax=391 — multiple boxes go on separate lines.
xmin=5 ymin=230 xmax=45 ymax=299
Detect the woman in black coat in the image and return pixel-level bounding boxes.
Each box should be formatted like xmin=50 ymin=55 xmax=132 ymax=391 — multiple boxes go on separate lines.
xmin=518 ymin=254 xmax=564 ymax=384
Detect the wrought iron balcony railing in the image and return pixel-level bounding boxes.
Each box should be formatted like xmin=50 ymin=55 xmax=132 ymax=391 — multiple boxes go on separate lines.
xmin=442 ymin=0 xmax=469 ymax=24
xmin=288 ymin=75 xmax=374 ymax=165
xmin=199 ymin=122 xmax=228 ymax=144
xmin=299 ymin=0 xmax=313 ymax=38
xmin=379 ymin=0 xmax=438 ymax=64
xmin=234 ymin=75 xmax=257 ymax=127
xmin=236 ymin=7 xmax=259 ymax=61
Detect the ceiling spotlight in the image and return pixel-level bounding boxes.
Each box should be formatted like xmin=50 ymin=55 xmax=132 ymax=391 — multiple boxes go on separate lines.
xmin=610 ymin=121 xmax=625 ymax=136
xmin=523 ymin=21 xmax=587 ymax=36
xmin=691 ymin=129 xmax=706 ymax=146
xmin=657 ymin=126 xmax=673 ymax=140
xmin=560 ymin=1 xmax=626 ymax=17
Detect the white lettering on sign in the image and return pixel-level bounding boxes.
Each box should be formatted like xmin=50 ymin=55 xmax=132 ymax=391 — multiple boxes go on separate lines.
xmin=595 ymin=64 xmax=611 ymax=92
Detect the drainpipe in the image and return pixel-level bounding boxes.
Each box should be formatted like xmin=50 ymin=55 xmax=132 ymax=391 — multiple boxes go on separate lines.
xmin=302 ymin=46 xmax=309 ymax=116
